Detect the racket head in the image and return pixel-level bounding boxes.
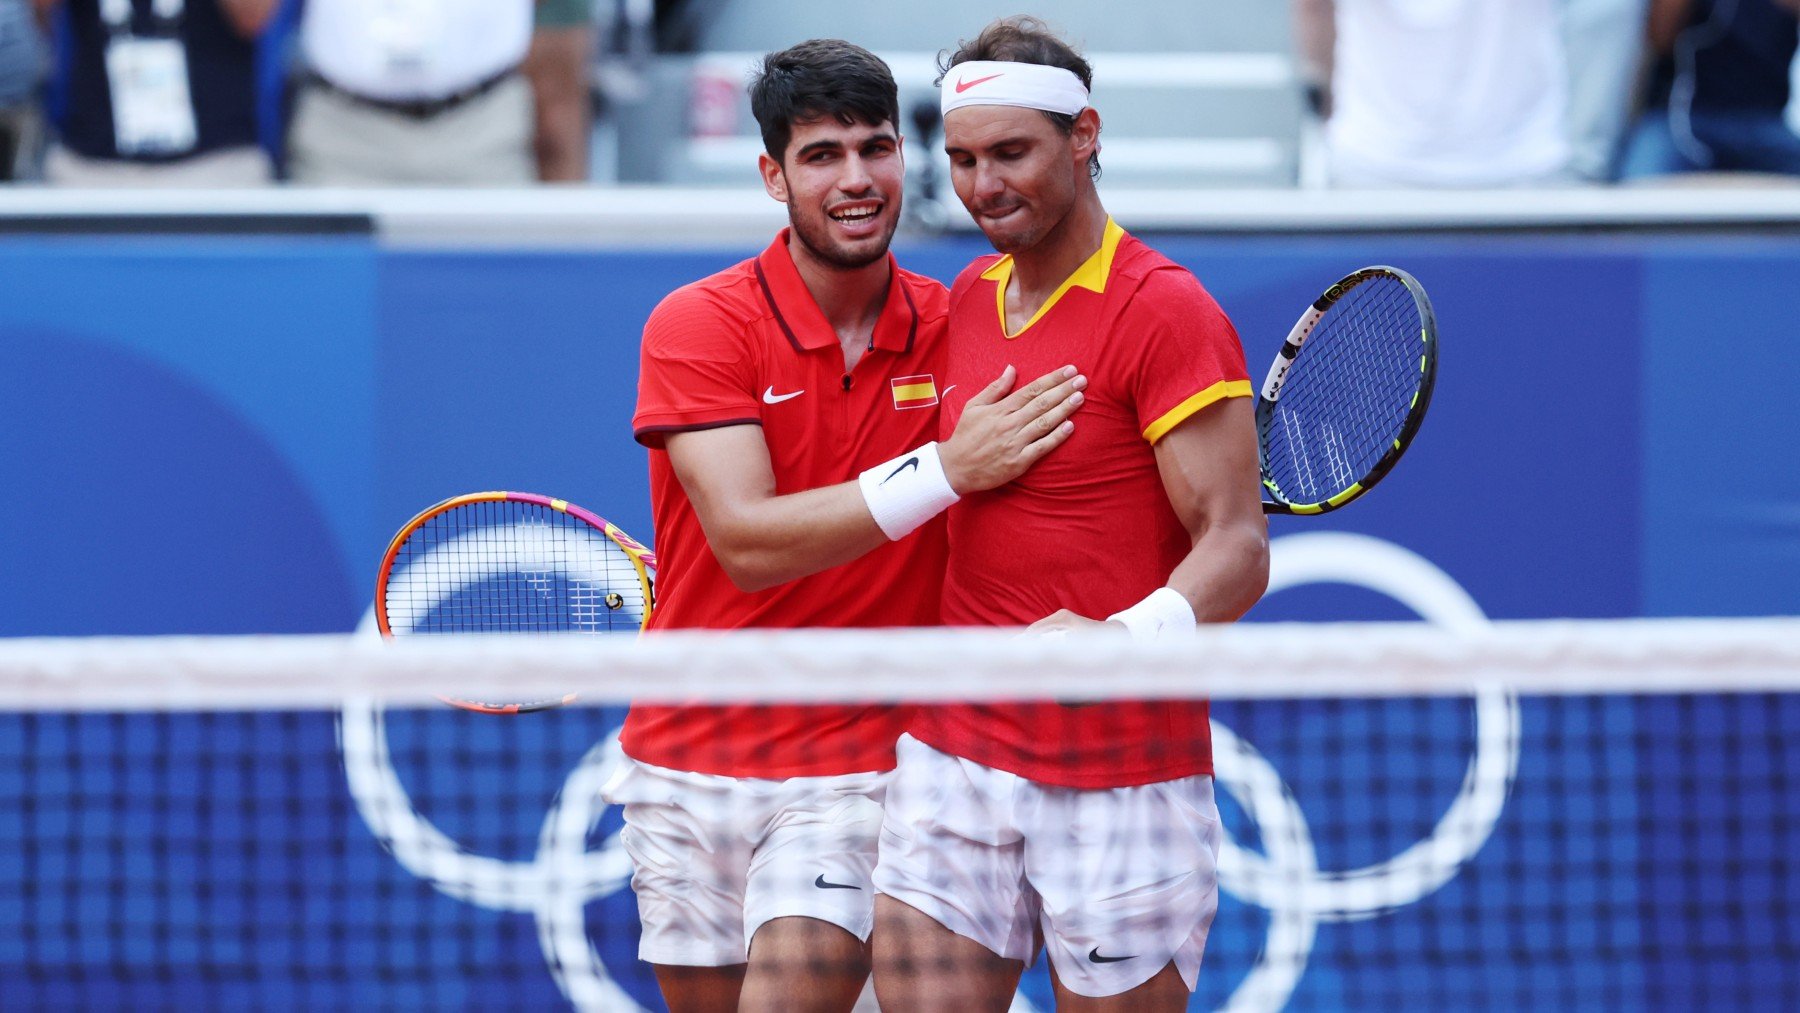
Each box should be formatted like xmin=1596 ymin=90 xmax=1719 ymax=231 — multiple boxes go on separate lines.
xmin=1257 ymin=266 xmax=1437 ymax=515
xmin=373 ymin=491 xmax=656 ymax=713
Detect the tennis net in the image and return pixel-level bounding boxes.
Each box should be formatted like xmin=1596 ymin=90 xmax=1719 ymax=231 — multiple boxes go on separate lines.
xmin=2 ymin=619 xmax=1797 ymax=1011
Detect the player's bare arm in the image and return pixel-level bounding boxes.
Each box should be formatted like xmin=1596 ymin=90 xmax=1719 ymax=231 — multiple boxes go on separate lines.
xmin=1028 ymin=397 xmax=1268 ymax=634
xmin=667 ymin=364 xmax=1085 ymax=592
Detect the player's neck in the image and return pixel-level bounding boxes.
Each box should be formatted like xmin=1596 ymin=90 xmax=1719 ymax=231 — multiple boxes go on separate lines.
xmin=1009 ymin=194 xmax=1108 ymax=302
xmin=787 ymin=233 xmax=892 ymax=352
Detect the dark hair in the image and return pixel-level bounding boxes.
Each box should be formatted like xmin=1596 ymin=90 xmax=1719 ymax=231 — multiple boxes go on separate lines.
xmin=938 ymin=16 xmax=1100 ymax=180
xmin=749 ymin=39 xmax=900 ymax=162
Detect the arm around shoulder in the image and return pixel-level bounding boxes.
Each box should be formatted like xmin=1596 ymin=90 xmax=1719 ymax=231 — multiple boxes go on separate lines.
xmin=662 ymin=425 xmax=891 ymax=593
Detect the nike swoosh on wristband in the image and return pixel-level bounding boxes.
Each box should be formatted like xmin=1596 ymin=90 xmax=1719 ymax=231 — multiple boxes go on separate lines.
xmin=1088 ymin=947 xmax=1134 ymax=963
xmin=882 ymin=457 xmax=919 ymax=484
xmin=762 ymin=387 xmax=805 ymax=404
xmin=955 ymin=73 xmax=1004 ymax=93
xmin=814 ymin=875 xmax=861 ymax=890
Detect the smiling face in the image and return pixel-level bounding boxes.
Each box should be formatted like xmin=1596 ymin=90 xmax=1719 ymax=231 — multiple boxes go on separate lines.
xmin=759 ymin=115 xmax=905 ymax=270
xmin=943 ymin=104 xmax=1096 ymax=255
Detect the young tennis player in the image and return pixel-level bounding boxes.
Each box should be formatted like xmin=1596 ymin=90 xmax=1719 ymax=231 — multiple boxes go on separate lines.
xmin=871 ymin=18 xmax=1270 ymax=1011
xmin=609 ymin=39 xmax=1085 ymax=1013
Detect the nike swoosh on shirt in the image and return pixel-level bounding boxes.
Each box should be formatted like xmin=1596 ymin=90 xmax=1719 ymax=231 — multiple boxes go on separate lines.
xmin=814 ymin=875 xmax=861 ymax=890
xmin=955 ymin=73 xmax=1004 ymax=93
xmin=1088 ymin=947 xmax=1134 ymax=963
xmin=942 ymin=385 xmax=957 ymax=397
xmin=762 ymin=387 xmax=805 ymax=404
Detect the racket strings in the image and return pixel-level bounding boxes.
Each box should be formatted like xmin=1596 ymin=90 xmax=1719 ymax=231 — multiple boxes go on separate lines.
xmin=383 ymin=500 xmax=648 ymax=635
xmin=1263 ymin=277 xmax=1425 ymax=503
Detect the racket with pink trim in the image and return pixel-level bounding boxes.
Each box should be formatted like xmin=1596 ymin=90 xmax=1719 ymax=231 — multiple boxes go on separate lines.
xmin=374 ymin=491 xmax=656 ymax=713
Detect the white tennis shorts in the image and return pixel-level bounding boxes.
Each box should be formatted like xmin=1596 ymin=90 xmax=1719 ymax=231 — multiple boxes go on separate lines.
xmin=602 ymin=755 xmax=888 ymax=967
xmin=873 ymin=734 xmax=1222 ymax=998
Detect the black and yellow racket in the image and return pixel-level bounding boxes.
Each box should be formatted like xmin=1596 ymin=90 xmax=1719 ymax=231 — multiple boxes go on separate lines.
xmin=374 ymin=491 xmax=656 ymax=713
xmin=1258 ymin=266 xmax=1437 ymax=515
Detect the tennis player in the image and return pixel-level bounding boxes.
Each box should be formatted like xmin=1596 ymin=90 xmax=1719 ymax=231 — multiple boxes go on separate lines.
xmin=871 ymin=18 xmax=1270 ymax=1011
xmin=608 ymin=39 xmax=1086 ymax=1013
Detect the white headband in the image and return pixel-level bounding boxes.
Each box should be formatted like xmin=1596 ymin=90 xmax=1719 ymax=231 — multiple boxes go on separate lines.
xmin=940 ymin=60 xmax=1089 ymax=117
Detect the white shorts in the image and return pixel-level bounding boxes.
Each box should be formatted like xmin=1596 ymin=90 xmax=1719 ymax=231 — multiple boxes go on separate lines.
xmin=874 ymin=734 xmax=1222 ymax=998
xmin=602 ymin=755 xmax=888 ymax=967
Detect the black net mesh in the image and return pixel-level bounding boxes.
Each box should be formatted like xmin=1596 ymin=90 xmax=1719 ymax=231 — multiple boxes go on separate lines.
xmin=2 ymin=671 xmax=1796 ymax=1010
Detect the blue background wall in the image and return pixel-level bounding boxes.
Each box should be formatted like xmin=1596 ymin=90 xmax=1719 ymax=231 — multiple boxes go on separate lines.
xmin=2 ymin=231 xmax=1792 ymax=633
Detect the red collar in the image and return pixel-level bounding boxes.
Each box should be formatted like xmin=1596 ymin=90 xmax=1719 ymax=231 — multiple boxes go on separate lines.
xmin=753 ymin=228 xmax=918 ymax=355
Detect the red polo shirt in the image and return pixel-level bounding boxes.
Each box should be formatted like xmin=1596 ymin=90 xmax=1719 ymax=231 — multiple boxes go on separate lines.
xmin=912 ymin=219 xmax=1252 ymax=788
xmin=626 ymin=230 xmax=949 ymax=777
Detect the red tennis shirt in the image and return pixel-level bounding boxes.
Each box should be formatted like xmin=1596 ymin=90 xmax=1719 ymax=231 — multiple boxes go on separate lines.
xmin=910 ymin=219 xmax=1252 ymax=788
xmin=627 ymin=229 xmax=949 ymax=778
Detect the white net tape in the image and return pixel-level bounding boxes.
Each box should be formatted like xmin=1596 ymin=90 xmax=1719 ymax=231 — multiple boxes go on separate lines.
xmin=1 ymin=616 xmax=1797 ymax=711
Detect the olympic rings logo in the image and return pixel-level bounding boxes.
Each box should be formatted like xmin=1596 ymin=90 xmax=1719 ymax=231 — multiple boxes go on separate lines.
xmin=340 ymin=531 xmax=1518 ymax=1012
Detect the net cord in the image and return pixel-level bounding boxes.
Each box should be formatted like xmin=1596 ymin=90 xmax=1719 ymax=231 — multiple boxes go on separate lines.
xmin=2 ymin=617 xmax=1798 ymax=710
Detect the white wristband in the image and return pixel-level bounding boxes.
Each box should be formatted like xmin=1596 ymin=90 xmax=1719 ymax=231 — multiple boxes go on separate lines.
xmin=1107 ymin=587 xmax=1196 ymax=641
xmin=858 ymin=441 xmax=960 ymax=541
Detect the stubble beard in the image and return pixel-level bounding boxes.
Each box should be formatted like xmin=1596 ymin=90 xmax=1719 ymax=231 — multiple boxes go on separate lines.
xmin=789 ymin=203 xmax=897 ymax=271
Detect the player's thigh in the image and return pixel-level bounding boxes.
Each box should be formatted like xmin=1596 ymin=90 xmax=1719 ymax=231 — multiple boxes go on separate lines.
xmin=742 ymin=769 xmax=888 ymax=946
xmin=651 ymin=963 xmax=747 ymax=1013
xmin=1051 ymin=959 xmax=1190 ymax=1012
xmin=740 ymin=915 xmax=868 ymax=1013
xmin=1022 ymin=774 xmax=1223 ymax=1000
xmin=872 ymin=736 xmax=1037 ymax=1008
xmin=873 ymin=893 xmax=1025 ymax=1013
xmin=606 ymin=758 xmax=758 ymax=967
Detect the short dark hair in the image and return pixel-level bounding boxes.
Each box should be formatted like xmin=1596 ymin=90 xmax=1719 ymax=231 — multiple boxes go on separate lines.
xmin=749 ymin=39 xmax=900 ymax=162
xmin=938 ymin=16 xmax=1100 ymax=180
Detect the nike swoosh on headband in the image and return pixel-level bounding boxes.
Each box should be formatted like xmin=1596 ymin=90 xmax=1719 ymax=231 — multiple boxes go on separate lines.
xmin=955 ymin=73 xmax=1004 ymax=93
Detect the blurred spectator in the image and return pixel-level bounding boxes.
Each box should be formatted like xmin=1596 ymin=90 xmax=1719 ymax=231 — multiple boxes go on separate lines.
xmin=288 ymin=0 xmax=535 ymax=186
xmin=0 ymin=0 xmax=47 ymax=179
xmin=1293 ymin=0 xmax=1573 ymax=187
xmin=1565 ymin=0 xmax=1652 ymax=181
xmin=1620 ymin=0 xmax=1800 ymax=179
xmin=523 ymin=0 xmax=592 ymax=182
xmin=41 ymin=0 xmax=278 ymax=186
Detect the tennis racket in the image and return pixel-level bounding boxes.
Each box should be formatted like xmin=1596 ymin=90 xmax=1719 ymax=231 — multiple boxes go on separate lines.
xmin=373 ymin=491 xmax=656 ymax=713
xmin=1258 ymin=266 xmax=1437 ymax=515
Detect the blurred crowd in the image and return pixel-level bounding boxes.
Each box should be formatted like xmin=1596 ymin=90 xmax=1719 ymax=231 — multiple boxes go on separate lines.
xmin=1294 ymin=0 xmax=1800 ymax=186
xmin=0 ymin=0 xmax=1795 ymax=187
xmin=0 ymin=0 xmax=598 ymax=185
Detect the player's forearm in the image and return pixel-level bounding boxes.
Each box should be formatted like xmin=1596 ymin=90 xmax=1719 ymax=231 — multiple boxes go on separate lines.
xmin=1293 ymin=0 xmax=1336 ymax=100
xmin=701 ymin=480 xmax=892 ymax=593
xmin=1165 ymin=519 xmax=1270 ymax=624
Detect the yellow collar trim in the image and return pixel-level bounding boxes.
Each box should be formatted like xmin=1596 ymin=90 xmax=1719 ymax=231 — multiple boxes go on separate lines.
xmin=982 ymin=217 xmax=1125 ymax=339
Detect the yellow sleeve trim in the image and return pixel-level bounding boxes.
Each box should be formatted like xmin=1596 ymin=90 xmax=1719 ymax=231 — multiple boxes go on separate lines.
xmin=1141 ymin=379 xmax=1253 ymax=443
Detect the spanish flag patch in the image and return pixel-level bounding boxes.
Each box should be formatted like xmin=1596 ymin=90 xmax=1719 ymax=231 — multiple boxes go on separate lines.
xmin=890 ymin=374 xmax=938 ymax=410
